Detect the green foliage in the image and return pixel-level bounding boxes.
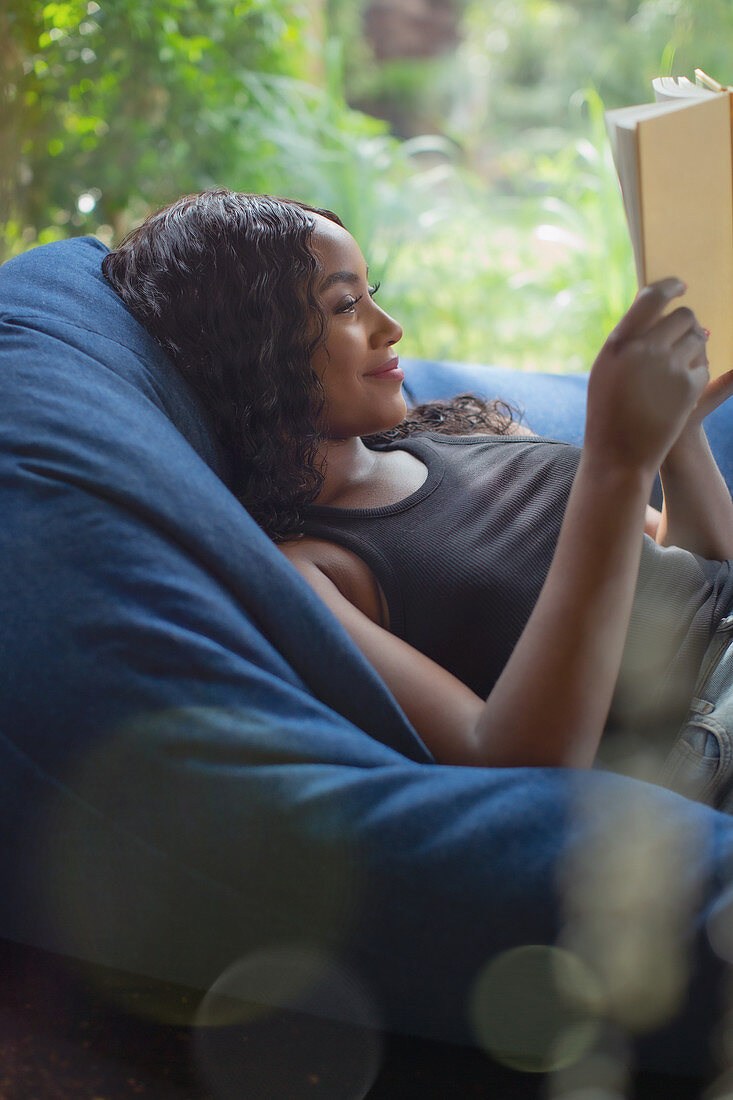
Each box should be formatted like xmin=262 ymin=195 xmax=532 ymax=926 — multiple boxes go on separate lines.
xmin=1 ymin=0 xmax=324 ymax=254
xmin=376 ymin=0 xmax=728 ymax=370
xmin=380 ymin=93 xmax=636 ymax=373
xmin=2 ymin=0 xmax=731 ymax=373
xmin=361 ymin=0 xmax=733 ymax=149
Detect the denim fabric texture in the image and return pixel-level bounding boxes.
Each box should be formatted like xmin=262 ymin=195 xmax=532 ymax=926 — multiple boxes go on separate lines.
xmin=661 ymin=613 xmax=733 ymax=809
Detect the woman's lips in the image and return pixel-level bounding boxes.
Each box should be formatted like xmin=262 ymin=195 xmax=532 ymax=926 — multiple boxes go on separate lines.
xmin=365 ymin=357 xmax=404 ymax=380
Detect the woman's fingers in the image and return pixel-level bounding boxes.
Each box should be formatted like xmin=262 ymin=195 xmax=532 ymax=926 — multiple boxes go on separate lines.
xmin=691 ymin=368 xmax=733 ymax=422
xmin=606 ymin=277 xmax=687 ymax=347
xmin=653 ymin=306 xmax=704 ymax=349
xmin=673 ymin=332 xmax=710 ymax=377
xmin=702 ymin=367 xmax=733 ymax=399
xmin=610 ymin=282 xmax=709 ymax=372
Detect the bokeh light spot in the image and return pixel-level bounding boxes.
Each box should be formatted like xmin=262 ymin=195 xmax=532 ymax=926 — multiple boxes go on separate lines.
xmin=469 ymin=944 xmax=602 ymax=1073
xmin=193 ymin=945 xmax=382 ymax=1099
xmin=39 ymin=706 xmax=363 ymax=1026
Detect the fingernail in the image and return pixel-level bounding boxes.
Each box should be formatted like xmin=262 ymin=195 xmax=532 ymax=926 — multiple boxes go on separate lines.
xmin=703 ymin=328 xmax=711 ymax=339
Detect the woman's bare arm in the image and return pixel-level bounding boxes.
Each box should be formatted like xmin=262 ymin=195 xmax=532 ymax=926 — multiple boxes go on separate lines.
xmin=471 ymin=454 xmax=652 ymax=766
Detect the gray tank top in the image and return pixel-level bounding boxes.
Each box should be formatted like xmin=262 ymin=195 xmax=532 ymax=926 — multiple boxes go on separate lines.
xmin=302 ymin=433 xmax=733 ymax=737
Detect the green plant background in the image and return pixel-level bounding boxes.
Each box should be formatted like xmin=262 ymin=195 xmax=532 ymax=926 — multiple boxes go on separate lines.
xmin=2 ymin=0 xmax=730 ymax=372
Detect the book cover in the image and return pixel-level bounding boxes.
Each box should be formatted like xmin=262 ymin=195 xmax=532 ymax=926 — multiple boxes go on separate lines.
xmin=605 ymin=79 xmax=733 ymax=380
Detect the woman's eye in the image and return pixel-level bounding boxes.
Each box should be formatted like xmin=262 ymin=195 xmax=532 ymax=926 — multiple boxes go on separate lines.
xmin=335 ymin=283 xmax=380 ymax=314
xmin=337 ymin=294 xmax=362 ymax=314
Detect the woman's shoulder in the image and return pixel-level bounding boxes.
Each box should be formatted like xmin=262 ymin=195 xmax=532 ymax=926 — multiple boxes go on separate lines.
xmin=278 ymin=536 xmax=389 ymax=627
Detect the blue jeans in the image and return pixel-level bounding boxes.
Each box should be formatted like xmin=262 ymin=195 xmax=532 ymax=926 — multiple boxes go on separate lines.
xmin=660 ymin=612 xmax=733 ymax=812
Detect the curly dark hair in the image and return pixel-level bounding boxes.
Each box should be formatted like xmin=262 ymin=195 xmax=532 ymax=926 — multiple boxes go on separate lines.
xmin=102 ymin=189 xmax=519 ymax=541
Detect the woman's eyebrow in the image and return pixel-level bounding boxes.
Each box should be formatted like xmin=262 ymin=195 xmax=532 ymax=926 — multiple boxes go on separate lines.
xmin=319 ymin=267 xmax=369 ymax=292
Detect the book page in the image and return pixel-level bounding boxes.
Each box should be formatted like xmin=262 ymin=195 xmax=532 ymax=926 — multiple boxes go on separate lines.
xmin=604 ymin=117 xmax=643 ymax=283
xmin=637 ymin=92 xmax=733 ymax=378
xmin=652 ymin=76 xmax=715 ymax=102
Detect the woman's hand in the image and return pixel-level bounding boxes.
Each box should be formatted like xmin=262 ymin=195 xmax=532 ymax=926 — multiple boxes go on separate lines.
xmin=666 ymin=367 xmax=733 ymax=452
xmin=659 ymin=364 xmax=733 ymax=480
xmin=584 ymin=278 xmax=710 ymax=479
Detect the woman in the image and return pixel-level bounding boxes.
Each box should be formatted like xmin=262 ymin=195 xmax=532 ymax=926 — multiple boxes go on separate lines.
xmin=102 ymin=189 xmax=733 ymax=804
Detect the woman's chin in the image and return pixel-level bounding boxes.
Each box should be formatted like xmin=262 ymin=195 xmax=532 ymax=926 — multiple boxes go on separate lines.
xmin=324 ymin=391 xmax=408 ymax=440
xmin=376 ymin=395 xmax=408 ymax=432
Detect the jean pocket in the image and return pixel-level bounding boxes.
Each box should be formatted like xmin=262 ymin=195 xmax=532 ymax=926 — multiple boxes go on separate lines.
xmin=695 ymin=629 xmax=733 ymax=701
xmin=660 ymin=710 xmax=733 ymax=807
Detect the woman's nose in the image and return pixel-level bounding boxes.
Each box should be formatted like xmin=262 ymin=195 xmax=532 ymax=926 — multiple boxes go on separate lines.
xmin=387 ymin=313 xmax=403 ymax=346
xmin=372 ymin=304 xmax=403 ymax=347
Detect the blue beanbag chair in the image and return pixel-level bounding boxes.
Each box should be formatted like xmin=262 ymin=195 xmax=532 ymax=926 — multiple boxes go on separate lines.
xmin=3 ymin=235 xmax=733 ymax=1081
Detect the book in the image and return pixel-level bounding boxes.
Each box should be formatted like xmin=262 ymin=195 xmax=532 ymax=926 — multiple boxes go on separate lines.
xmin=605 ymin=70 xmax=733 ymax=379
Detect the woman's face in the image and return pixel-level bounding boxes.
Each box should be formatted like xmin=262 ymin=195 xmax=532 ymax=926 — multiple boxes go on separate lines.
xmin=310 ymin=215 xmax=405 ymax=440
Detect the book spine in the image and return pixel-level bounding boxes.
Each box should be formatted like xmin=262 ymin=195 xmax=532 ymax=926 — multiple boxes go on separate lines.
xmin=633 ymin=125 xmax=646 ymax=287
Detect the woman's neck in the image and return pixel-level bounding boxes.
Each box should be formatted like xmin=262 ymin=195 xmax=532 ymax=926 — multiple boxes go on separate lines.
xmin=315 ymin=436 xmax=380 ymax=506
